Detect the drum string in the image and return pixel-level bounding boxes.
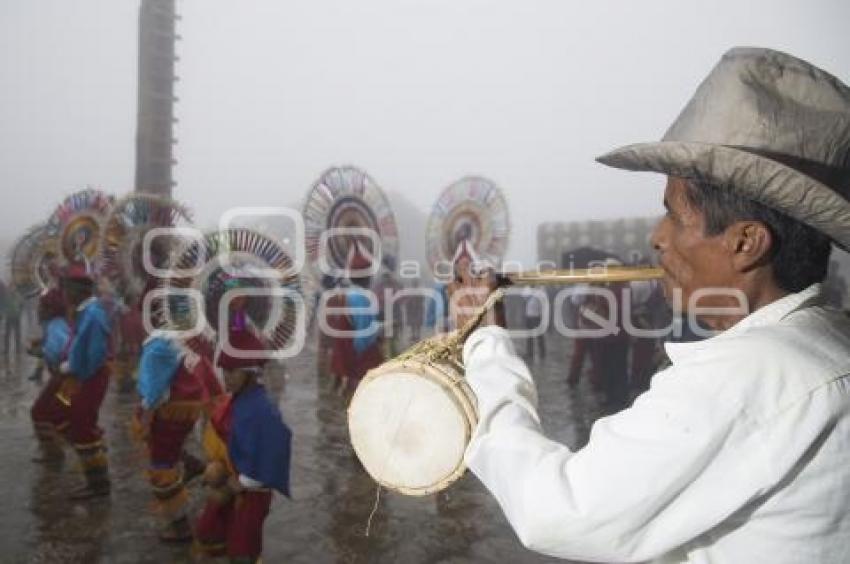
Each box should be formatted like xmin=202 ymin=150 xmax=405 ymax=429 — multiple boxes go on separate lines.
xmin=364 ymin=485 xmax=382 ymax=537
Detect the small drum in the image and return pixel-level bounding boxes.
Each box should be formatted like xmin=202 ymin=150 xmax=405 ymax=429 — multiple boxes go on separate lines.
xmin=347 ymin=335 xmax=478 ymax=496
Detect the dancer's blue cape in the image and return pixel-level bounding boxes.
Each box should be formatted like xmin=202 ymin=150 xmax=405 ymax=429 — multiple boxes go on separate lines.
xmin=229 ymin=384 xmax=292 ymax=497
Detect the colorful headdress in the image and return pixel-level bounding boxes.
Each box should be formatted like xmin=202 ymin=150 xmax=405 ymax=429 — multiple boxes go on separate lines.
xmin=46 ymin=188 xmax=114 ymax=269
xmin=426 ymin=176 xmax=510 ymax=277
xmin=9 ymin=224 xmax=59 ymax=297
xmin=100 ymin=192 xmax=192 ymax=300
xmin=160 ymin=228 xmax=307 ymax=358
xmin=303 ymin=166 xmax=399 ymax=277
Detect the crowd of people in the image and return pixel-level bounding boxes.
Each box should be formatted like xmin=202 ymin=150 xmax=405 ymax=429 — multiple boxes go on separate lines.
xmin=16 ymin=261 xmax=291 ymax=563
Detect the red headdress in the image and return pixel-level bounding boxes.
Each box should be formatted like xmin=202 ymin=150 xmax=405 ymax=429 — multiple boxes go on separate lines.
xmin=216 ymin=328 xmax=268 ymax=370
xmin=63 ymin=261 xmax=95 ymax=284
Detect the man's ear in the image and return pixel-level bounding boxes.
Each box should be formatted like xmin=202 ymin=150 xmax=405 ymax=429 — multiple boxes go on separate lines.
xmin=724 ymin=221 xmax=773 ymax=271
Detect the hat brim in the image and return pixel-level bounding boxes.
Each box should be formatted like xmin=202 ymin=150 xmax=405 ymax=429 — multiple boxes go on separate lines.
xmin=597 ymin=141 xmax=850 ymax=250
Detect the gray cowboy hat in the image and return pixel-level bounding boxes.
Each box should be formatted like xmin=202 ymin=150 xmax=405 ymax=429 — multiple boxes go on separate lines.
xmin=597 ymin=47 xmax=850 ymax=249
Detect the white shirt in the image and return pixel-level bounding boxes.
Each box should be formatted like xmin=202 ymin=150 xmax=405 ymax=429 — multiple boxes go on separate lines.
xmin=462 ymin=284 xmax=850 ymax=563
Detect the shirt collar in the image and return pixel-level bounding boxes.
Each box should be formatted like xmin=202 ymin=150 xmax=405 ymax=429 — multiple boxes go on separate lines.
xmin=664 ymin=284 xmax=823 ymax=365
xmin=76 ymin=296 xmax=98 ymax=313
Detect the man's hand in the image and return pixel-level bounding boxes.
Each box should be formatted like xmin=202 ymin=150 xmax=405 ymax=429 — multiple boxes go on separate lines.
xmin=447 ymin=270 xmax=504 ymax=331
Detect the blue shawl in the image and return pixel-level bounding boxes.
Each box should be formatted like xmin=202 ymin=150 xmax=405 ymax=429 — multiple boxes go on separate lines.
xmin=229 ymin=384 xmax=292 ymax=496
xmin=137 ymin=336 xmax=184 ymax=410
xmin=346 ymin=287 xmax=380 ymax=355
xmin=43 ymin=317 xmax=71 ymax=367
xmin=68 ymin=299 xmax=111 ymax=380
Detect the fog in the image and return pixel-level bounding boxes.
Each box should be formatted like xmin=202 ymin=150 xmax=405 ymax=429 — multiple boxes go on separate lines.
xmin=2 ymin=0 xmax=849 ymax=269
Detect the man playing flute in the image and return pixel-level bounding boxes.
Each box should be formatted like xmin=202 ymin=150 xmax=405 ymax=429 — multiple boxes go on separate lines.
xmin=451 ymin=47 xmax=850 ymax=562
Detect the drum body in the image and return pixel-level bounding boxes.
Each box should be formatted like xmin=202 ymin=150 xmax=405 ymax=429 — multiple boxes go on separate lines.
xmin=348 ymin=341 xmax=477 ymax=496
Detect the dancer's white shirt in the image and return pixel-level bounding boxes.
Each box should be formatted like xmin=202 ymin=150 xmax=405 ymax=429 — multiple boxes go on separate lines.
xmin=463 ymin=284 xmax=850 ymax=563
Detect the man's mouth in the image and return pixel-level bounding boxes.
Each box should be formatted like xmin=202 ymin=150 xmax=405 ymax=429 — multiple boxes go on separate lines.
xmin=651 ymin=256 xmax=669 ymax=278
xmin=654 ymin=260 xmax=677 ymax=297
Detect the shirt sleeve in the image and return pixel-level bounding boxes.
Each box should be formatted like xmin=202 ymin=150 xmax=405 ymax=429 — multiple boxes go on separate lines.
xmin=42 ymin=318 xmax=70 ymax=367
xmin=68 ymin=305 xmax=110 ymax=380
xmin=461 ymin=326 xmax=757 ymax=562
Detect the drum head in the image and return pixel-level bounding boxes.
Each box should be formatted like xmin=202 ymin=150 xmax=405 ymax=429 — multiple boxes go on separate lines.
xmin=348 ymin=361 xmax=476 ymax=496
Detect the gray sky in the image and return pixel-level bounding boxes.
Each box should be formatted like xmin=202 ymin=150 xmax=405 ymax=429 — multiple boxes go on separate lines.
xmin=2 ymin=0 xmax=849 ymax=268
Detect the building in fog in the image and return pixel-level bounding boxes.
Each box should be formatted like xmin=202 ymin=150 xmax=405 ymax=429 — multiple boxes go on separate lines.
xmin=537 ymin=216 xmax=660 ymax=267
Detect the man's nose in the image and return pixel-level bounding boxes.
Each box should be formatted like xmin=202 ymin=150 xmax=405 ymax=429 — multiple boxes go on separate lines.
xmin=650 ymin=218 xmax=668 ymax=253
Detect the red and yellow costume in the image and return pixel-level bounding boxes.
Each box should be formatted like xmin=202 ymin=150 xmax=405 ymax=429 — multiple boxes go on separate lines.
xmin=29 ymin=288 xmax=71 ymax=460
xmin=135 ymin=334 xmax=211 ymax=539
xmin=194 ymin=329 xmax=292 ymax=561
xmin=52 ymin=264 xmax=114 ymax=496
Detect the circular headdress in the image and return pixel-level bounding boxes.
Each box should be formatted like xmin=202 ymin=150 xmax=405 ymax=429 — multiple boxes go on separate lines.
xmin=303 ymin=166 xmax=399 ymax=276
xmin=46 ymin=188 xmax=114 ymax=268
xmin=9 ymin=224 xmax=60 ymax=297
xmin=100 ymin=193 xmax=192 ymax=300
xmin=426 ymin=176 xmax=510 ymax=274
xmin=160 ymin=228 xmax=307 ymax=357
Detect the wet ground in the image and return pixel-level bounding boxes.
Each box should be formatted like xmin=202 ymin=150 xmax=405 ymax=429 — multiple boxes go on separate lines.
xmin=0 ymin=328 xmax=611 ymax=564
